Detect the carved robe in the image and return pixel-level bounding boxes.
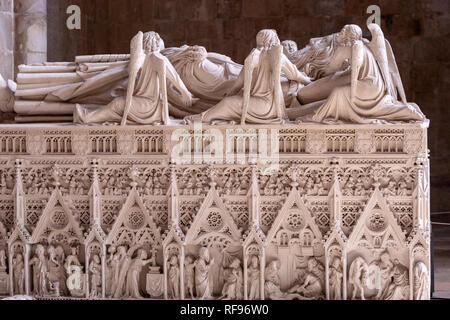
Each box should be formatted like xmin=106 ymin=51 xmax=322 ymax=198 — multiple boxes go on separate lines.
xmin=74 ymin=53 xmax=191 ymax=125
xmin=195 ymin=258 xmax=212 ymax=299
xmin=311 ymin=45 xmax=423 ymax=124
xmin=186 ymin=50 xmax=309 ymax=124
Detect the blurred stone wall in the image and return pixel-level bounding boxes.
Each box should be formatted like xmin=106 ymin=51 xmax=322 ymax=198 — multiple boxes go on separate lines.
xmin=47 ymin=0 xmax=450 ymax=212
xmin=0 ymin=0 xmax=14 ymax=80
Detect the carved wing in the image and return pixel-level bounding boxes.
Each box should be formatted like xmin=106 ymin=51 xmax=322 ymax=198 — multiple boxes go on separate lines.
xmin=151 ymin=53 xmax=169 ymax=125
xmin=269 ymin=44 xmax=285 ymax=120
xmin=241 ymin=49 xmax=260 ymax=125
xmin=385 ymin=39 xmax=407 ymax=104
xmin=367 ymin=23 xmax=397 ymax=101
xmin=121 ymin=31 xmax=145 ymax=126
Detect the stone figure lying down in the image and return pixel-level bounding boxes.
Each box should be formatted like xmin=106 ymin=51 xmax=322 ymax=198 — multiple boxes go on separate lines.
xmin=9 ymin=34 xmax=303 ymax=120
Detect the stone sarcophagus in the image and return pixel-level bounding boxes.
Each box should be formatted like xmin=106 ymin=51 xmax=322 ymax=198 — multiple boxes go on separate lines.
xmin=0 ymin=122 xmax=430 ymax=300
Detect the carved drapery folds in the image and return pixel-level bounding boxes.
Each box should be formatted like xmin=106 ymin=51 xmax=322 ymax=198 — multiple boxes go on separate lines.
xmin=0 ymin=123 xmax=430 ymax=299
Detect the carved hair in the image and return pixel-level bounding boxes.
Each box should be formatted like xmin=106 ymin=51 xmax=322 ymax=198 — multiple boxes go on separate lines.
xmin=256 ymin=29 xmax=280 ymax=49
xmin=143 ymin=31 xmax=165 ymax=53
xmin=336 ymin=24 xmax=363 ymax=47
xmin=290 ymin=34 xmax=337 ymax=80
xmin=170 ymin=45 xmax=208 ymax=70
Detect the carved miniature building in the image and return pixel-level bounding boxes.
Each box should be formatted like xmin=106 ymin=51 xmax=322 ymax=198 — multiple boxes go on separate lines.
xmin=0 ymin=122 xmax=430 ymax=300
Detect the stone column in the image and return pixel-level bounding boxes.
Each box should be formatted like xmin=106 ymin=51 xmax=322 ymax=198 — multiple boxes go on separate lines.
xmin=0 ymin=0 xmax=14 ymax=80
xmin=14 ymin=0 xmax=47 ymax=72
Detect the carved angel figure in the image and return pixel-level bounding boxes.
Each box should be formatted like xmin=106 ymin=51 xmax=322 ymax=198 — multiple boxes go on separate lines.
xmin=12 ymin=253 xmax=25 ymax=295
xmin=414 ymin=262 xmax=429 ymax=300
xmin=29 ymin=245 xmax=49 ymax=296
xmin=247 ymin=256 xmax=260 ymax=300
xmin=383 ymin=258 xmax=410 ymax=300
xmin=349 ymin=256 xmax=368 ymax=300
xmin=288 ymin=257 xmax=325 ymax=299
xmin=219 ymin=258 xmax=243 ymax=300
xmin=264 ymin=260 xmax=306 ymax=300
xmin=167 ymin=255 xmax=180 ymax=299
xmin=113 ymin=245 xmax=140 ymax=298
xmin=74 ymin=31 xmax=194 ymax=125
xmin=291 ymin=24 xmax=425 ymax=123
xmin=105 ymin=246 xmax=116 ymax=296
xmin=0 ymin=249 xmax=6 ymax=268
xmin=195 ymin=247 xmax=215 ymax=300
xmin=89 ymin=255 xmax=102 ymax=298
xmin=329 ymin=257 xmax=343 ymax=300
xmin=184 ymin=256 xmax=196 ymax=299
xmin=185 ymin=29 xmax=311 ymax=125
xmin=125 ymin=249 xmax=152 ymax=299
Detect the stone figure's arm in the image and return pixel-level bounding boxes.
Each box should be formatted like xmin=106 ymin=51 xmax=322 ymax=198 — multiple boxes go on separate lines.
xmin=225 ymin=68 xmax=245 ymax=97
xmin=350 ymin=41 xmax=364 ymax=103
xmin=281 ymin=54 xmax=311 ymax=85
xmin=165 ymin=57 xmax=193 ymax=107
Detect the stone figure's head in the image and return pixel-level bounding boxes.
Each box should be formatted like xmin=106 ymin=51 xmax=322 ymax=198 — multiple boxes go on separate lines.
xmin=185 ymin=256 xmax=193 ymax=264
xmin=336 ymin=24 xmax=362 ymax=47
xmin=15 ymin=253 xmax=23 ymax=262
xmin=186 ymin=46 xmax=208 ymax=61
xmin=36 ymin=244 xmax=45 ymax=257
xmin=199 ymin=247 xmax=210 ymax=262
xmin=307 ymin=258 xmax=318 ymax=271
xmin=138 ymin=249 xmax=147 ymax=259
xmin=92 ymin=255 xmax=100 ymax=264
xmin=256 ymin=29 xmax=280 ymax=49
xmin=332 ymin=257 xmax=341 ymax=269
xmin=251 ymin=256 xmax=259 ymax=268
xmin=70 ymin=246 xmax=78 ymax=256
xmin=48 ymin=245 xmax=56 ymax=255
xmin=143 ymin=31 xmax=165 ymax=53
xmin=117 ymin=246 xmax=126 ymax=255
xmin=230 ymin=258 xmax=241 ymax=269
xmin=170 ymin=255 xmax=178 ymax=265
xmin=108 ymin=246 xmax=116 ymax=254
xmin=380 ymin=251 xmax=390 ymax=263
xmin=282 ymin=40 xmax=298 ymax=56
xmin=269 ymin=260 xmax=281 ymax=271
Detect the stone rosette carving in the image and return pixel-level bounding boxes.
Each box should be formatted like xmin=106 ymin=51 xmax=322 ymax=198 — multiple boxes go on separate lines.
xmin=72 ymin=130 xmax=90 ymax=156
xmin=404 ymin=129 xmax=425 ymax=155
xmin=306 ymin=129 xmax=326 ymax=154
xmin=117 ymin=132 xmax=136 ymax=155
xmin=26 ymin=129 xmax=44 ymax=155
xmin=355 ymin=130 xmax=375 ymax=154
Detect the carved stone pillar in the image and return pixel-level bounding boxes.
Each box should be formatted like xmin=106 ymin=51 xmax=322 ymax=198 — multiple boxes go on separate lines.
xmin=0 ymin=0 xmax=14 ymax=80
xmin=14 ymin=0 xmax=47 ymax=72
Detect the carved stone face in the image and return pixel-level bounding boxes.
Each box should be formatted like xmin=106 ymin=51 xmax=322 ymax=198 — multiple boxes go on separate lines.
xmin=188 ymin=46 xmax=208 ymax=60
xmin=251 ymin=256 xmax=259 ymax=268
xmin=199 ymin=247 xmax=210 ymax=261
xmin=282 ymin=40 xmax=298 ymax=56
xmin=93 ymin=255 xmax=100 ymax=264
xmin=138 ymin=249 xmax=148 ymax=260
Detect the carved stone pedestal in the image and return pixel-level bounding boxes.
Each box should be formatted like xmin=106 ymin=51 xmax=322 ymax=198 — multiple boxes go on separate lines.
xmin=0 ymin=122 xmax=431 ymax=300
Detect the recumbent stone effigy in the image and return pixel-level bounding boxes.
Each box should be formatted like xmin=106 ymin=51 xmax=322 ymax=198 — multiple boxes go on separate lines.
xmin=0 ymin=25 xmax=430 ymax=300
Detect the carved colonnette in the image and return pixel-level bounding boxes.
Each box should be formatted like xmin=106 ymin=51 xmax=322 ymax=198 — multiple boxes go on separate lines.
xmin=0 ymin=122 xmax=430 ymax=300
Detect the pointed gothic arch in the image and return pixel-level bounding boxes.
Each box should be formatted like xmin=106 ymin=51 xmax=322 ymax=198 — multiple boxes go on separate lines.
xmin=106 ymin=187 xmax=161 ymax=246
xmin=31 ymin=188 xmax=84 ymax=246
